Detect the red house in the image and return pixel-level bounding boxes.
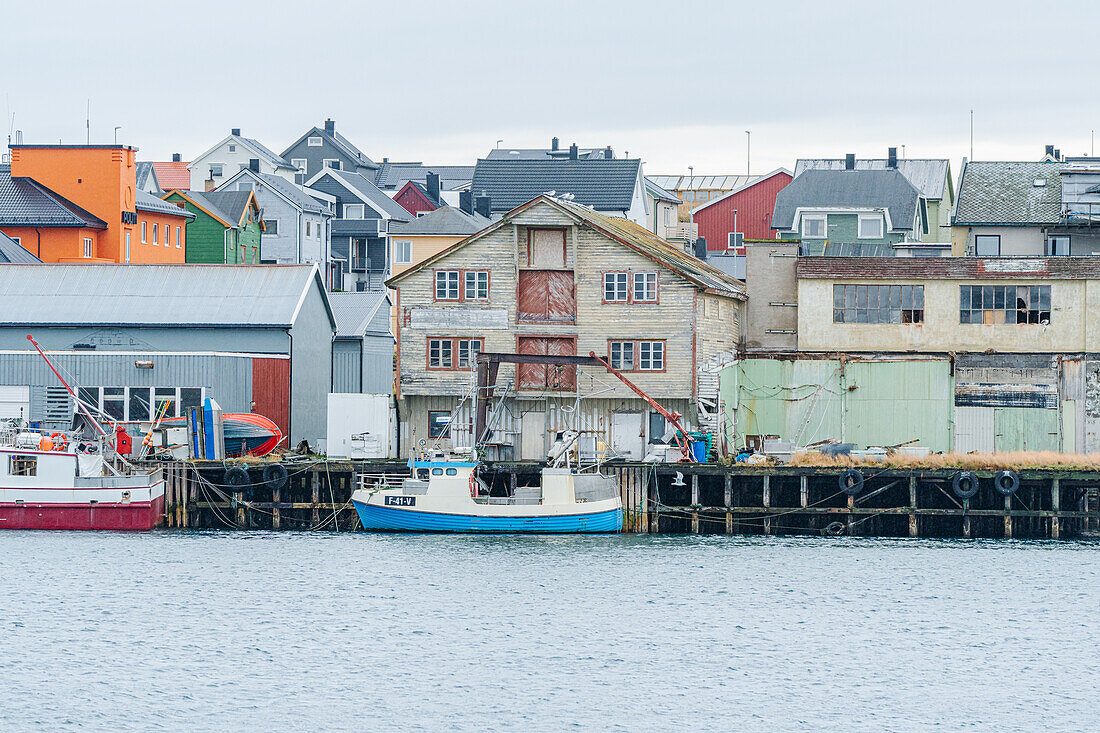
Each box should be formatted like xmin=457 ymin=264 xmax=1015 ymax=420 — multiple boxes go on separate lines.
xmin=393 ymin=171 xmax=445 ymax=217
xmin=693 ymin=169 xmax=791 ymax=252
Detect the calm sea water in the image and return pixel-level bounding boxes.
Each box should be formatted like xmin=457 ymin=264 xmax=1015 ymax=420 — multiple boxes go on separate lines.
xmin=1 ymin=532 xmax=1097 ymax=732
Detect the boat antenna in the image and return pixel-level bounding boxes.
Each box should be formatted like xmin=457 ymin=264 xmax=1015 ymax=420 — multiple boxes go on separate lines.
xmin=26 ymin=334 xmax=107 ymax=437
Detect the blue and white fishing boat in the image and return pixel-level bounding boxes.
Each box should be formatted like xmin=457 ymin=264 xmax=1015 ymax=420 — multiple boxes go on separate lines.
xmin=352 ymin=435 xmax=623 ymax=533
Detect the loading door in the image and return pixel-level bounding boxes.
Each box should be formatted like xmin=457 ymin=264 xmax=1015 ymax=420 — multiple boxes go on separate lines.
xmin=611 ymin=411 xmax=645 ymax=460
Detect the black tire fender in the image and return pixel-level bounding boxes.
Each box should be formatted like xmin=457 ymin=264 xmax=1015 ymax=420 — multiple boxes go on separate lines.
xmin=839 ymin=468 xmax=864 ymax=496
xmin=824 ymin=521 xmax=846 ymax=536
xmin=263 ymin=463 xmax=289 ymax=491
xmin=224 ymin=466 xmax=249 ymax=488
xmin=994 ymin=470 xmax=1019 ymax=496
xmin=952 ymin=471 xmax=979 ymax=500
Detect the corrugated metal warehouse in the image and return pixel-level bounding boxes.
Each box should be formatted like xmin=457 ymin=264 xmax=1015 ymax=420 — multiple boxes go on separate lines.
xmin=0 ymin=264 xmax=335 ymax=446
xmin=328 ymin=291 xmax=394 ymax=394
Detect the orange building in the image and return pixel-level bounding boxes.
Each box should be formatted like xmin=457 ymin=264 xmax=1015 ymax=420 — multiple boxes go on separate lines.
xmin=1 ymin=145 xmax=193 ymax=263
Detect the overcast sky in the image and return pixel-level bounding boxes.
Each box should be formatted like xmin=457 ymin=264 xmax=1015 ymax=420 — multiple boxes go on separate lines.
xmin=4 ymin=0 xmax=1098 ymax=176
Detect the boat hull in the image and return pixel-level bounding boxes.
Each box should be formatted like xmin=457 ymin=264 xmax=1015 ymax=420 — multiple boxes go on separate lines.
xmin=0 ymin=493 xmax=165 ymax=530
xmin=353 ymin=500 xmax=623 ymax=534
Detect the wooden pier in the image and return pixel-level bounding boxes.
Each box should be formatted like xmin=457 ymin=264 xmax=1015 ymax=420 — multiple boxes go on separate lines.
xmin=158 ymin=460 xmax=1100 ymax=539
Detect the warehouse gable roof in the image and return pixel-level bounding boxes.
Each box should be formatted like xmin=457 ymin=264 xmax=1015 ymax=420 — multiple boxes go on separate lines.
xmin=470 ymin=158 xmax=642 ymax=212
xmin=0 ymin=264 xmax=335 ymax=329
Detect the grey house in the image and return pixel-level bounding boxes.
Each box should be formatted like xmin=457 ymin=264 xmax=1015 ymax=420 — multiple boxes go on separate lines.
xmin=305 ymin=168 xmax=410 ymax=291
xmin=216 ymin=167 xmax=337 ymax=286
xmin=329 ymin=292 xmax=394 ymax=394
xmin=0 ymin=264 xmax=335 ymax=446
xmin=281 ymin=119 xmax=378 ymax=183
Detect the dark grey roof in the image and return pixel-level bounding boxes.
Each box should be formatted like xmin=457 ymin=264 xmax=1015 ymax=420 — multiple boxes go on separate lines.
xmin=281 ymin=124 xmax=378 ymax=170
xmin=953 ymin=161 xmax=1063 ymax=225
xmin=0 ymin=165 xmax=107 ymax=228
xmin=0 ymin=264 xmax=335 ymax=328
xmin=389 ymin=206 xmax=491 ymax=236
xmin=374 ymin=163 xmax=474 ymax=190
xmin=486 ymin=147 xmax=611 ymax=160
xmin=470 ymin=158 xmax=641 ymax=212
xmin=0 ymin=231 xmax=41 ymax=263
xmin=316 ymin=170 xmax=410 ymax=220
xmin=644 ymin=177 xmax=682 ymax=204
xmin=181 ymin=190 xmax=253 ymax=226
xmin=136 ymin=190 xmax=195 ymax=219
xmin=135 ymin=161 xmax=159 ymax=192
xmin=772 ymin=169 xmax=922 ymax=231
xmin=242 ymin=137 xmax=297 ymax=170
xmin=220 ymin=170 xmax=328 ymax=214
xmin=794 ymin=158 xmax=951 ymax=200
xmin=329 ymin=291 xmax=390 ymax=338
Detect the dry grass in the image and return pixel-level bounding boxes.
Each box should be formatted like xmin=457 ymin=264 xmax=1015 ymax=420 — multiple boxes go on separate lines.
xmin=787 ymin=450 xmax=1100 ymax=471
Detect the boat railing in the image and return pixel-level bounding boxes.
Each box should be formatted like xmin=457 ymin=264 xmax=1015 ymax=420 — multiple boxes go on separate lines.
xmin=356 ymin=472 xmax=405 ymax=493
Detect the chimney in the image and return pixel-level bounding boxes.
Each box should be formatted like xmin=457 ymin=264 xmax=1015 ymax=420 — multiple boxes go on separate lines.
xmin=426 ymin=172 xmax=440 ymax=202
xmin=1055 ymin=149 xmax=1062 ymax=161
xmin=172 ymin=153 xmax=181 ymax=162
xmin=324 ymin=118 xmax=335 ymax=134
xmin=459 ymin=190 xmax=473 ymax=214
xmin=845 ymin=153 xmax=856 ymax=170
xmin=475 ymin=194 xmax=491 ymax=218
xmin=551 ymin=137 xmax=560 ymax=151
xmin=249 ymin=158 xmax=260 ymax=172
xmin=569 ymin=143 xmax=579 ymax=160
xmin=693 ymin=236 xmax=708 ymax=261
xmin=605 ymin=145 xmax=613 ymax=159
xmin=887 ymin=147 xmax=898 ymax=169
xmin=383 ymin=157 xmax=389 ymax=163
xmin=231 ymin=128 xmax=241 ymax=136
xmin=1045 ymin=144 xmax=1055 ymax=158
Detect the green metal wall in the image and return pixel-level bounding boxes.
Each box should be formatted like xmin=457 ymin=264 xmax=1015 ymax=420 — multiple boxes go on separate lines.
xmin=721 ymin=358 xmax=954 ymax=452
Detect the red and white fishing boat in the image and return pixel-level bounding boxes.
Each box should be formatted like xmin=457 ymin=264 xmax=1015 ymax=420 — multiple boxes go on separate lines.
xmin=0 ymin=336 xmax=165 ymax=530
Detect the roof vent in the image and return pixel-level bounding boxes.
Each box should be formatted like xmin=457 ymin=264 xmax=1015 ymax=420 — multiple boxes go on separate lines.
xmin=845 ymin=153 xmax=856 ymax=170
xmin=551 ymin=137 xmax=560 ymax=151
xmin=1034 ymin=178 xmax=1047 ymax=187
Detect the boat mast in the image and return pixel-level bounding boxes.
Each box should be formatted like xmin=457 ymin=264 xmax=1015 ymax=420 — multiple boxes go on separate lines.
xmin=26 ymin=334 xmax=108 ymax=437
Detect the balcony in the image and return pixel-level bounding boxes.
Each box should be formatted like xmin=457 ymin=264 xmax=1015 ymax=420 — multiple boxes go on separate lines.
xmin=661 ymin=222 xmax=698 ymax=242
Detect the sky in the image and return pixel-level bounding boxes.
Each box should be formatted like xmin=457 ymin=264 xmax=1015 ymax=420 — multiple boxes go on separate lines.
xmin=3 ymin=0 xmax=1099 ymax=176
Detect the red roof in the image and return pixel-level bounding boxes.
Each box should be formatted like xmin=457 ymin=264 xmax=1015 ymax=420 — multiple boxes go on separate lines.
xmin=152 ymin=161 xmax=191 ymax=191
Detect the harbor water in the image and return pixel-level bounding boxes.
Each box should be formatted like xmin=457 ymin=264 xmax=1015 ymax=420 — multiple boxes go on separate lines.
xmin=1 ymin=532 xmax=1098 ymax=731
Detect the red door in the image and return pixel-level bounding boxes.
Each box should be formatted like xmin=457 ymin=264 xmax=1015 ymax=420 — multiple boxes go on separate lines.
xmin=517 ymin=337 xmax=576 ymax=391
xmin=252 ymin=358 xmax=290 ymax=441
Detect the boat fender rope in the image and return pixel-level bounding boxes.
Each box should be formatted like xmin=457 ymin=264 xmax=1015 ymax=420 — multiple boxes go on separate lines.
xmin=994 ymin=470 xmax=1019 ymax=496
xmin=839 ymin=468 xmax=863 ymax=496
xmin=952 ymin=471 xmax=979 ymax=500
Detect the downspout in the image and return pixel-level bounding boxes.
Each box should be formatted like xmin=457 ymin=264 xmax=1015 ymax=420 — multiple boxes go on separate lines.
xmin=35 ymin=228 xmax=42 ymax=258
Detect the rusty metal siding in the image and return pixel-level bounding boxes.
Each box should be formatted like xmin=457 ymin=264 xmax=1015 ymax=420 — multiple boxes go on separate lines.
xmin=696 ymin=172 xmax=792 ymax=250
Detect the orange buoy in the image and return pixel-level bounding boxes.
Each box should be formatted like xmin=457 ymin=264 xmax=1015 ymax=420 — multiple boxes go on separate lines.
xmin=39 ymin=436 xmax=54 ymax=451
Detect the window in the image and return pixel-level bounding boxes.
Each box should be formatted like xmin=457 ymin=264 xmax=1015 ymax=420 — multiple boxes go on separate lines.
xmin=638 ymin=341 xmax=664 ymax=370
xmin=291 ymin=158 xmax=307 ymax=174
xmin=435 ymin=270 xmax=460 ymax=300
xmin=351 ymin=238 xmax=368 ymax=271
xmin=324 ymin=159 xmax=340 ymax=170
xmin=83 ymin=238 xmax=93 ymax=258
xmin=1047 ymin=235 xmax=1070 ymax=256
xmin=343 ymin=203 xmax=365 ymax=219
xmin=264 ymin=220 xmax=279 ymax=235
xmin=428 ymin=410 xmax=451 ymax=438
xmin=457 ymin=338 xmax=483 ymax=368
xmin=802 ymin=215 xmax=826 ymax=239
xmin=604 ymin=272 xmax=629 ymax=301
xmin=10 ymin=455 xmax=36 ymax=477
xmin=728 ymin=232 xmax=745 ymax=254
xmin=464 ymin=271 xmax=489 ymax=301
xmin=393 ymin=240 xmax=412 ymax=265
xmin=164 ymin=226 xmax=170 ymax=247
xmin=209 ymin=164 xmax=223 ymax=178
xmin=141 ymin=221 xmax=147 ymax=243
xmin=176 ymin=226 xmax=182 ymax=248
xmin=633 ymin=272 xmax=658 ymax=302
xmin=858 ymin=215 xmax=884 ymax=239
xmin=305 ymin=221 xmax=311 ymax=237
xmin=974 ymin=234 xmax=1001 ymax=257
xmin=129 ymin=388 xmax=151 ymax=422
xmin=527 ymin=228 xmax=567 ymax=267
xmin=237 ymin=181 xmax=253 ymax=192
xmin=228 ymin=144 xmax=236 ymax=153
xmin=960 ymin=285 xmax=1051 ymax=324
xmin=125 ymin=232 xmax=131 ymax=262
xmin=9 ymin=236 xmax=19 ymax=246
xmin=427 ymin=338 xmax=479 ymax=370
xmin=609 ymin=341 xmax=634 ymax=370
xmin=152 ymin=223 xmax=158 ymax=245
xmin=832 ymin=284 xmax=924 ymax=324
xmin=649 ymin=412 xmax=668 ymax=443
xmin=308 ymin=136 xmax=323 ymax=147
xmin=102 ymin=387 xmax=125 ymax=420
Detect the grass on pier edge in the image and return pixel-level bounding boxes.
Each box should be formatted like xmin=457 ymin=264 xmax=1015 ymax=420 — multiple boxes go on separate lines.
xmin=785 ymin=450 xmax=1100 ymax=471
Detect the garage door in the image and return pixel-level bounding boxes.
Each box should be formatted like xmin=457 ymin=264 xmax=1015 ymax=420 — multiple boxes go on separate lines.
xmin=0 ymin=386 xmax=31 ymax=421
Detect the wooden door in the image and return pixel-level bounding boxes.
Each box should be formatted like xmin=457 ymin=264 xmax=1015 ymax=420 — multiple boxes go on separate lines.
xmin=521 ymin=410 xmax=546 ymax=460
xmin=516 ymin=337 xmax=576 ymax=391
xmin=611 ymin=411 xmax=645 ymax=460
xmin=252 ymin=358 xmax=291 ymax=442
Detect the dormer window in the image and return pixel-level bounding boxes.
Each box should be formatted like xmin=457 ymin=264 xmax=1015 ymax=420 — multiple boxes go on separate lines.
xmin=858 ymin=214 xmax=884 ymax=239
xmin=802 ymin=215 xmax=826 ymax=239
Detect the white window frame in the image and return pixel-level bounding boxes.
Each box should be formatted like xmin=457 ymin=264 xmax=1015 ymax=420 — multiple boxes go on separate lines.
xmin=604 ymin=272 xmax=629 ymax=302
xmin=609 ymin=341 xmax=634 ymax=371
xmin=857 ymin=214 xmax=884 ymax=239
xmin=802 ymin=214 xmax=826 ymax=239
xmin=307 ymin=136 xmax=323 ymax=147
xmin=343 ymin=203 xmax=365 ymax=220
xmin=141 ymin=221 xmax=147 ymax=243
xmin=164 ymin=226 xmax=170 ymax=247
xmin=633 ymin=272 xmax=658 ymax=302
xmin=1046 ymin=235 xmax=1070 ymax=256
xmin=638 ymin=341 xmax=664 ymax=371
xmin=464 ymin=271 xmax=489 ymax=301
xmin=393 ymin=240 xmax=412 ymax=265
xmin=291 ymin=158 xmax=307 ymax=174
xmin=435 ymin=271 xmax=461 ymax=300
xmin=228 ymin=144 xmax=236 ymax=153
xmin=264 ymin=219 xmax=279 ymax=236
xmin=176 ymin=226 xmax=182 ymax=248
xmin=209 ymin=163 xmax=224 ymax=178
xmin=152 ymin=223 xmax=159 ymax=245
xmin=82 ymin=237 xmax=93 ymax=258
xmin=323 ymin=158 xmax=340 ymax=170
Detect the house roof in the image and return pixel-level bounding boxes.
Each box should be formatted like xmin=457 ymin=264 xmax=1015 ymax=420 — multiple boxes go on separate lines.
xmin=373 ymin=163 xmax=475 ymax=190
xmin=0 ymin=264 xmax=335 ymax=328
xmin=953 ymin=161 xmax=1064 ymax=226
xmin=389 ymin=195 xmax=745 ymax=299
xmin=152 ymin=160 xmax=191 ymax=190
xmin=771 ymin=169 xmax=922 ymax=231
xmin=486 ymin=146 xmax=612 ymax=160
xmin=794 ymin=158 xmax=951 ymax=200
xmin=191 ymin=133 xmax=297 ymax=172
xmin=168 ymin=190 xmax=255 ymax=227
xmin=135 ymin=190 xmax=195 ymax=220
xmin=281 ymin=124 xmax=378 ymax=170
xmin=410 ymin=181 xmax=443 ymax=207
xmin=649 ymin=174 xmax=757 ymax=191
xmin=797 ymin=255 xmax=1100 ymax=280
xmin=0 ymin=165 xmax=108 ymax=229
xmin=309 ymin=169 xmax=410 ymax=220
xmin=644 ymin=177 xmax=682 ymax=204
xmin=470 ymin=158 xmax=642 ymax=212
xmin=218 ymin=169 xmax=329 ymax=214
xmin=135 ymin=162 xmax=159 ymax=192
xmin=691 ymin=168 xmax=792 ymax=214
xmin=328 ymin=291 xmax=391 ymax=338
xmin=0 ymin=231 xmax=40 ymax=263
xmin=389 ymin=206 xmax=491 ymax=236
